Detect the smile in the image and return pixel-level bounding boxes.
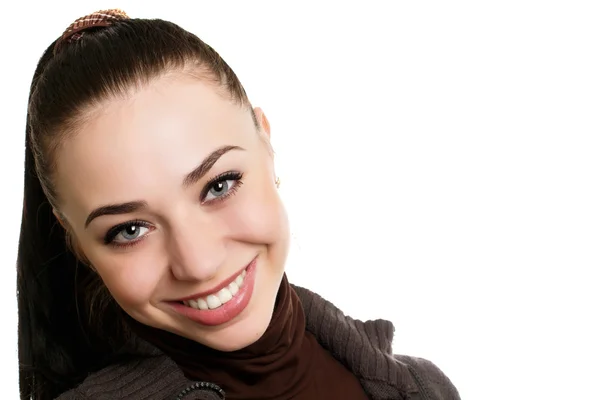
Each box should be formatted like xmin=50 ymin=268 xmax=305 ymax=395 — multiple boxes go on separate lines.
xmin=170 ymin=257 xmax=257 ymax=326
xmin=181 ymin=268 xmax=247 ymax=310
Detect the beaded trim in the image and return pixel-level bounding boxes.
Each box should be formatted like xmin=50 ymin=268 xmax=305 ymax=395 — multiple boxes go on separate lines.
xmin=175 ymin=381 xmax=226 ymax=399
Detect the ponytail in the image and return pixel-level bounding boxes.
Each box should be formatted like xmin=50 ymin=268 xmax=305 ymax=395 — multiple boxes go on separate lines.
xmin=17 ymin=41 xmax=128 ymax=400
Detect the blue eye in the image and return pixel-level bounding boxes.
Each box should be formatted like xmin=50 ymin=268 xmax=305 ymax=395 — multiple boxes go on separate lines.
xmin=201 ymin=171 xmax=244 ymax=203
xmin=104 ymin=220 xmax=152 ymax=247
xmin=115 ymin=224 xmax=149 ymax=243
xmin=205 ymin=179 xmax=235 ymax=201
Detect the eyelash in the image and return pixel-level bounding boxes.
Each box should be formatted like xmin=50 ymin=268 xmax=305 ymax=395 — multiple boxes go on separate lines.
xmin=103 ymin=171 xmax=244 ymax=249
xmin=103 ymin=219 xmax=152 ymax=248
xmin=200 ymin=171 xmax=244 ymax=203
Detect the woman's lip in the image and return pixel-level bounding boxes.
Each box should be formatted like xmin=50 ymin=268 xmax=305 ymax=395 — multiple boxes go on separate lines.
xmin=174 ymin=259 xmax=254 ymax=302
xmin=169 ymin=258 xmax=257 ymax=326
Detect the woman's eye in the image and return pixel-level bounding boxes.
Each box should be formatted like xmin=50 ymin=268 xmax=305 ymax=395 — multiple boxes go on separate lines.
xmin=205 ymin=179 xmax=236 ymax=201
xmin=114 ymin=225 xmax=150 ymax=243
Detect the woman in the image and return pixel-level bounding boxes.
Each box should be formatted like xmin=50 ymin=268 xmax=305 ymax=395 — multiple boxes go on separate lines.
xmin=18 ymin=9 xmax=460 ymax=400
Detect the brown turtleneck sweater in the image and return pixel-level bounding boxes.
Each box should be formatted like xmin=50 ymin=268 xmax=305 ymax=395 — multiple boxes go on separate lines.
xmin=130 ymin=275 xmax=369 ymax=400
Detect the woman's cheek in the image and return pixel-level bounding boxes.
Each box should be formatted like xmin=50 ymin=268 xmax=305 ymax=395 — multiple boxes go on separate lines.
xmin=94 ymin=252 xmax=162 ymax=310
xmin=228 ymin=187 xmax=288 ymax=243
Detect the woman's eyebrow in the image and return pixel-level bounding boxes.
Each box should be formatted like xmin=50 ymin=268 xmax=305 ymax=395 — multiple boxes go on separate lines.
xmin=85 ymin=201 xmax=148 ymax=228
xmin=182 ymin=145 xmax=244 ymax=188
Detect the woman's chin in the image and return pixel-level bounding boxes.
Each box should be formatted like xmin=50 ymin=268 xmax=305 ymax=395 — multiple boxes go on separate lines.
xmin=195 ymin=317 xmax=271 ymax=352
xmin=176 ymin=298 xmax=273 ymax=352
xmin=195 ymin=271 xmax=280 ymax=352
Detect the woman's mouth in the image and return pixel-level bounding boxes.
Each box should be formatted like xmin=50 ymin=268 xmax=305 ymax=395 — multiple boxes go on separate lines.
xmin=170 ymin=257 xmax=257 ymax=326
xmin=181 ymin=268 xmax=247 ymax=310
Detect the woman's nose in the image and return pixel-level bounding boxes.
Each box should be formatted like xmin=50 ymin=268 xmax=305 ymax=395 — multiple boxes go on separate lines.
xmin=167 ymin=219 xmax=227 ymax=282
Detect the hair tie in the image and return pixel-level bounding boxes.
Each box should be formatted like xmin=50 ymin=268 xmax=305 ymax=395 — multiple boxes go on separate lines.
xmin=53 ymin=9 xmax=129 ymax=55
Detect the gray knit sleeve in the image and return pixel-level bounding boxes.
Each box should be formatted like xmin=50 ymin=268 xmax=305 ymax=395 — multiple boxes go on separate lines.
xmin=395 ymin=355 xmax=461 ymax=400
xmin=53 ymin=355 xmax=195 ymax=400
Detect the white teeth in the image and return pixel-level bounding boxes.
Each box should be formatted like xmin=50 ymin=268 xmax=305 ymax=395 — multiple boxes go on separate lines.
xmin=197 ymin=298 xmax=209 ymax=310
xmin=183 ymin=268 xmax=247 ymax=310
xmin=206 ymin=294 xmax=222 ymax=309
xmin=217 ymin=287 xmax=233 ymax=303
xmin=228 ymin=281 xmax=239 ymax=295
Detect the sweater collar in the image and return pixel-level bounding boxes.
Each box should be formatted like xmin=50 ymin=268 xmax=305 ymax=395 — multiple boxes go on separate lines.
xmin=292 ymin=284 xmax=411 ymax=399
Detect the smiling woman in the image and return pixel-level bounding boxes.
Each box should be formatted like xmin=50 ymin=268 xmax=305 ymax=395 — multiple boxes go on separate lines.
xmin=18 ymin=9 xmax=460 ymax=400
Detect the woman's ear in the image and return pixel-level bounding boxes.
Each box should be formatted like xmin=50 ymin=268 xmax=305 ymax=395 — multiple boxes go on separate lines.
xmin=253 ymin=107 xmax=271 ymax=138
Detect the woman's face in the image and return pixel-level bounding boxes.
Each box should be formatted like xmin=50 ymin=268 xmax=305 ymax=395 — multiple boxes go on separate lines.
xmin=54 ymin=73 xmax=290 ymax=351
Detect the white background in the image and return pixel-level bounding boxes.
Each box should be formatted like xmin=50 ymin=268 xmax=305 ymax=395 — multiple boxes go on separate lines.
xmin=2 ymin=1 xmax=599 ymax=399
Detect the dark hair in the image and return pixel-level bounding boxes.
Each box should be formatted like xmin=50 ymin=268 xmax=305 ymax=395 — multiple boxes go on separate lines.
xmin=18 ymin=15 xmax=256 ymax=400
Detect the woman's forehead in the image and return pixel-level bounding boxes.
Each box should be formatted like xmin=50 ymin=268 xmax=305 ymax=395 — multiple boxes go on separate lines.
xmin=54 ymin=76 xmax=257 ymax=221
xmin=92 ymin=75 xmax=250 ymax=138
xmin=64 ymin=76 xmax=254 ymax=165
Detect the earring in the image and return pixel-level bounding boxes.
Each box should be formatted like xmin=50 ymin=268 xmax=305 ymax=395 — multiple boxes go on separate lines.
xmin=275 ymin=177 xmax=281 ymax=188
